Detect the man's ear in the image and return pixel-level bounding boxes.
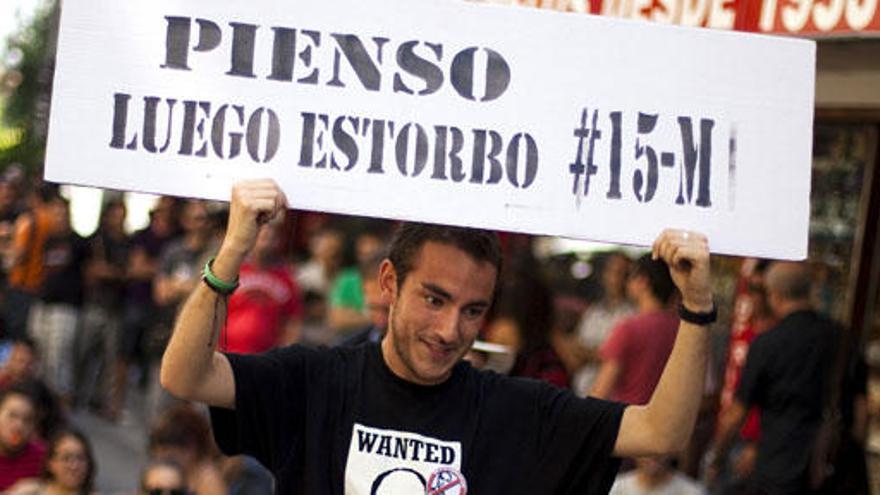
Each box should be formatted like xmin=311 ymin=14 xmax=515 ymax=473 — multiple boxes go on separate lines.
xmin=378 ymin=259 xmax=397 ymax=303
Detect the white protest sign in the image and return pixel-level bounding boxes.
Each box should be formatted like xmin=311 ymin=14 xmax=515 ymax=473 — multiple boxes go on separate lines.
xmin=45 ymin=0 xmax=815 ymax=259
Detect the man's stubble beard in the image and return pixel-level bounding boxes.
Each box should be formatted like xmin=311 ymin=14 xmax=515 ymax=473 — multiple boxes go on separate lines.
xmin=388 ymin=302 xmax=419 ymax=382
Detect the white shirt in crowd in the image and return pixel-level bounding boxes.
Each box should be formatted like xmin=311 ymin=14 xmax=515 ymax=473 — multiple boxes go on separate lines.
xmin=610 ymin=472 xmax=706 ymax=495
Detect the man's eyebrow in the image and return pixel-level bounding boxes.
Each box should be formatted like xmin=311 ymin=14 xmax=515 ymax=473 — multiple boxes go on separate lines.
xmin=421 ymin=283 xmax=452 ymax=300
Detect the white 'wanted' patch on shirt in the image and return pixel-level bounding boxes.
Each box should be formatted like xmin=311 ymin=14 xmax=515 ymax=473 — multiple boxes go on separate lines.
xmin=345 ymin=423 xmax=464 ymax=494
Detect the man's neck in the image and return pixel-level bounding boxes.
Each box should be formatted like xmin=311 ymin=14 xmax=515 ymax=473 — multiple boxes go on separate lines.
xmin=185 ymin=232 xmax=208 ymax=251
xmin=604 ymin=294 xmax=627 ymax=309
xmin=637 ymin=295 xmax=663 ymax=314
xmin=380 ymin=333 xmax=450 ymax=386
xmin=776 ymin=300 xmax=812 ymax=319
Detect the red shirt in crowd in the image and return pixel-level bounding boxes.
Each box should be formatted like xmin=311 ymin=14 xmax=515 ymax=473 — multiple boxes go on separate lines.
xmin=0 ymin=441 xmax=46 ymax=491
xmin=599 ymin=310 xmax=679 ymax=405
xmin=720 ymin=279 xmax=775 ymax=441
xmin=223 ymin=262 xmax=303 ymax=354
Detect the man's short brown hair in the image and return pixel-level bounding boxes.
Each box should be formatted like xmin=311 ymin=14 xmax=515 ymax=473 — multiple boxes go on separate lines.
xmin=387 ymin=223 xmax=501 ymax=287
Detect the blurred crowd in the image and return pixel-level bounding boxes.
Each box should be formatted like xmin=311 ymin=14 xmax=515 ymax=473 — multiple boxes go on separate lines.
xmin=0 ymin=173 xmax=874 ymax=494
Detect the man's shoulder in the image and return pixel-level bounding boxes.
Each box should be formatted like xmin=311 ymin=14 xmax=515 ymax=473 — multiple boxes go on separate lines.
xmin=754 ymin=309 xmax=837 ymax=347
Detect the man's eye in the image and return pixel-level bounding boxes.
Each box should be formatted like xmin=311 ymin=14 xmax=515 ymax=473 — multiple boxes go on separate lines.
xmin=463 ymin=307 xmax=486 ymax=319
xmin=425 ymin=295 xmax=443 ymax=306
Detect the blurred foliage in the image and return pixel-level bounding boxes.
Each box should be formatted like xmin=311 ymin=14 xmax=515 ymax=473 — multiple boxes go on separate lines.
xmin=0 ymin=0 xmax=58 ymax=177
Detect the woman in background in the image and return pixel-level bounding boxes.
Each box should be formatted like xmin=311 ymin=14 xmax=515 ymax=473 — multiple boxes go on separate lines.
xmin=7 ymin=428 xmax=96 ymax=495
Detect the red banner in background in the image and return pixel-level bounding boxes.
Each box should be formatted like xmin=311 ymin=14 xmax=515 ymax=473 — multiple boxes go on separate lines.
xmin=506 ymin=0 xmax=880 ymax=36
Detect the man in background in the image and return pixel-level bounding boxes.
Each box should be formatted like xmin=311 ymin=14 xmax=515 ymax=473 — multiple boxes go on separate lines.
xmin=591 ymin=254 xmax=679 ymax=405
xmin=3 ymin=185 xmax=60 ymax=340
xmin=707 ymin=262 xmax=849 ymax=494
xmin=223 ymin=219 xmax=303 ymax=354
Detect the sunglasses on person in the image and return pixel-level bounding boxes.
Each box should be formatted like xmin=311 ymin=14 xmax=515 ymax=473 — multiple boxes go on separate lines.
xmin=144 ymin=489 xmax=189 ymax=495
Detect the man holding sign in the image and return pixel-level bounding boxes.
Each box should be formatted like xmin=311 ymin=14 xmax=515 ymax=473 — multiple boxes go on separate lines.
xmin=160 ymin=179 xmax=715 ymax=493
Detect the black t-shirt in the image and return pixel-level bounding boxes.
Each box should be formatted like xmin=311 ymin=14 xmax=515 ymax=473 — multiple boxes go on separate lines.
xmin=39 ymin=232 xmax=89 ymax=306
xmin=735 ymin=309 xmax=838 ymax=492
xmin=86 ymin=231 xmax=130 ymax=308
xmin=211 ymin=342 xmax=625 ymax=494
xmin=125 ymin=227 xmax=175 ymax=305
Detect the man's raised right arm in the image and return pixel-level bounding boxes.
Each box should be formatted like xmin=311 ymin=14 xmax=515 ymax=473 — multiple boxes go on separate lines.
xmin=160 ymin=180 xmax=288 ymax=409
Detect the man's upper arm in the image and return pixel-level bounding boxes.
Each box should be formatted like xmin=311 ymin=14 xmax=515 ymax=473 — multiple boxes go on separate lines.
xmin=195 ymin=352 xmax=237 ymax=409
xmin=613 ymin=405 xmax=653 ymax=457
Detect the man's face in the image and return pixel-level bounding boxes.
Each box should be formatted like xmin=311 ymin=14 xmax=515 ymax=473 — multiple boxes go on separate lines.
xmin=5 ymin=344 xmax=37 ymax=381
xmin=104 ymin=203 xmax=126 ymax=232
xmin=312 ymin=232 xmax=343 ymax=268
xmin=0 ymin=394 xmax=36 ymax=455
xmin=603 ymin=255 xmax=629 ymax=299
xmin=181 ymin=202 xmax=209 ymax=236
xmin=380 ymin=242 xmax=496 ymax=385
xmin=253 ymin=223 xmax=281 ymax=258
xmin=48 ymin=199 xmax=70 ymax=232
xmin=625 ymin=270 xmax=648 ymax=302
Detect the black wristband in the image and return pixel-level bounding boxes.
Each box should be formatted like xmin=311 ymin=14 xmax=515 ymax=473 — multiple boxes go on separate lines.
xmin=678 ymin=301 xmax=717 ymax=325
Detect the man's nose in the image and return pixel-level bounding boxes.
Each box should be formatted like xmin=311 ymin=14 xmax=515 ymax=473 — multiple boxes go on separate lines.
xmin=435 ymin=309 xmax=461 ymax=343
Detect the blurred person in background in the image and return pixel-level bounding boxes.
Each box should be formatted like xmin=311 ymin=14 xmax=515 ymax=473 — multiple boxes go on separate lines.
xmin=149 ymin=200 xmax=217 ymax=420
xmin=591 ymin=254 xmax=679 ymax=404
xmin=295 ymin=227 xmax=343 ymax=298
xmin=0 ymin=385 xmax=46 ymax=491
xmin=0 ymin=338 xmax=64 ymax=441
xmin=6 ymin=428 xmax=96 ymax=495
xmin=338 ymin=253 xmax=389 ymax=347
xmin=569 ymin=251 xmax=635 ymax=396
xmin=708 ymin=259 xmax=776 ymax=492
xmin=295 ymin=227 xmax=343 ymax=345
xmin=217 ymin=219 xmax=296 ymax=494
xmin=3 ymin=185 xmax=61 ymax=340
xmin=327 ymin=229 xmax=387 ymax=338
xmin=110 ymin=197 xmax=180 ymax=420
xmin=0 ymin=179 xmax=24 ymax=305
xmin=827 ymin=347 xmax=870 ymax=494
xmin=148 ymin=404 xmax=226 ymax=495
xmin=610 ymin=456 xmax=704 ymax=495
xmin=223 ymin=218 xmax=302 ymax=354
xmin=75 ymin=199 xmax=129 ymax=416
xmin=28 ymin=198 xmax=88 ymax=407
xmin=139 ymin=459 xmax=188 ymax=495
xmin=706 ymin=262 xmax=862 ymax=494
xmin=486 ymin=254 xmax=569 ymax=388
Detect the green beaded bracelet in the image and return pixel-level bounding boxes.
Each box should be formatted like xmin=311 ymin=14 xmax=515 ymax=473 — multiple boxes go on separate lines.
xmin=202 ymin=256 xmax=239 ymax=295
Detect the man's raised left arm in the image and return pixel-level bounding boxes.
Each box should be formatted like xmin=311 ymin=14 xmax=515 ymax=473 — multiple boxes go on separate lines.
xmin=612 ymin=229 xmax=713 ymax=457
